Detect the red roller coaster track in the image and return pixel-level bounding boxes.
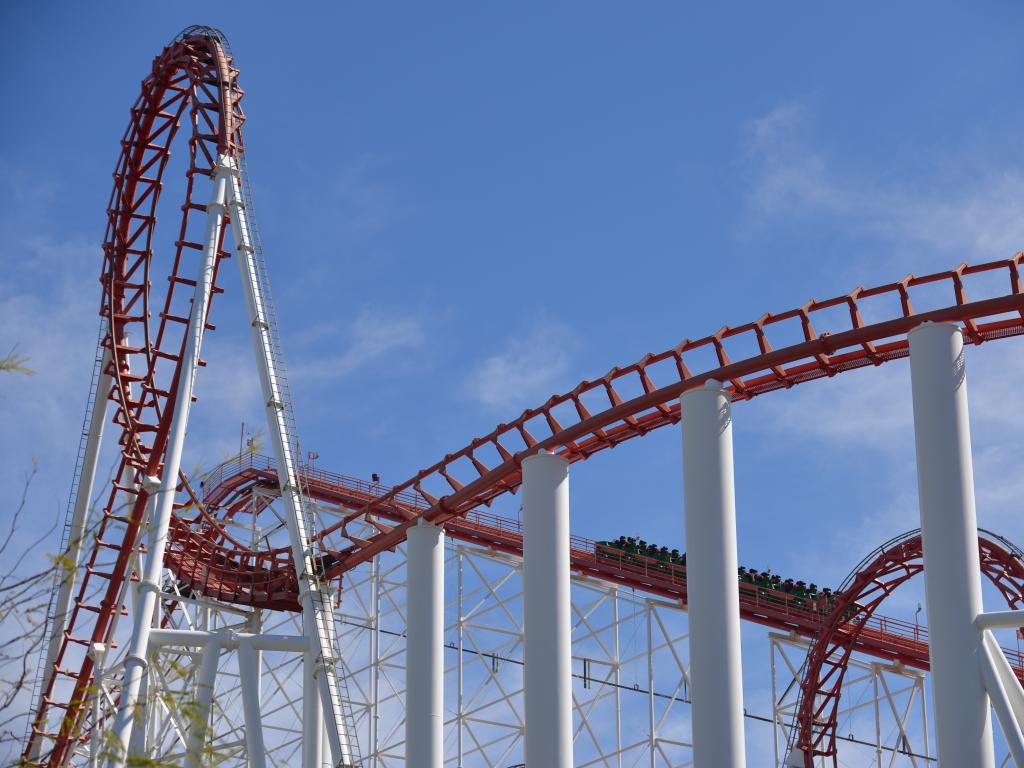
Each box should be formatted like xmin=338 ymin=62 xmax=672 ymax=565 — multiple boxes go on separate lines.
xmin=24 ymin=21 xmax=1024 ymax=767
xmin=318 ymin=256 xmax=1024 ymax=577
xmin=178 ymin=457 xmax=1024 ymax=766
xmin=25 ymin=26 xmax=245 ymax=766
xmin=793 ymin=530 xmax=1024 ymax=766
xmin=188 ymin=456 xmax=1024 ymax=673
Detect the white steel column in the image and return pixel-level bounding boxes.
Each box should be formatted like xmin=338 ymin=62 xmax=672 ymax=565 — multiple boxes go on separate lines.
xmin=522 ymin=451 xmax=573 ymax=768
xmin=681 ymin=380 xmax=746 ymax=768
xmin=228 ymin=158 xmax=354 ymax=766
xmin=127 ymin=668 xmax=149 ymax=760
xmin=238 ymin=639 xmax=268 ymax=768
xmin=33 ymin=346 xmax=111 ymax=763
xmin=405 ymin=520 xmax=445 ymax=768
xmin=303 ymin=650 xmax=324 ymax=768
xmin=106 ymin=159 xmax=232 ymax=767
xmin=908 ymin=322 xmax=993 ymax=767
xmin=185 ymin=638 xmax=222 ymax=768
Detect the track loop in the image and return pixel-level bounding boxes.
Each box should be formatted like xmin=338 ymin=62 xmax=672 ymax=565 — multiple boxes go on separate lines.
xmin=792 ymin=529 xmax=1024 ymax=765
xmin=25 ymin=27 xmax=247 ymax=767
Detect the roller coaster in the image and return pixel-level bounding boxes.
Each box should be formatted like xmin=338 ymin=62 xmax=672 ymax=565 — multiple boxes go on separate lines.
xmin=19 ymin=24 xmax=1024 ymax=768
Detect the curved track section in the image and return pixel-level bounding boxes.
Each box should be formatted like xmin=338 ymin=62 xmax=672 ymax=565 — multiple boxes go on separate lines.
xmin=159 ymin=258 xmax=1024 ymax=607
xmin=191 ymin=456 xmax=1024 ymax=671
xmin=24 ymin=26 xmax=245 ymax=766
xmin=792 ymin=529 xmax=1024 ymax=765
xmin=319 ymin=257 xmax=1024 ymax=575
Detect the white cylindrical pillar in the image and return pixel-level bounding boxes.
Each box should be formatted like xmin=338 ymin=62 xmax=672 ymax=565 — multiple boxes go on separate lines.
xmin=405 ymin=521 xmax=445 ymax=768
xmin=522 ymin=451 xmax=573 ymax=768
xmin=681 ymin=380 xmax=746 ymax=768
xmin=185 ymin=638 xmax=222 ymax=768
xmin=303 ymin=647 xmax=323 ymax=768
xmin=909 ymin=322 xmax=993 ymax=768
xmin=238 ymin=640 xmax=267 ymax=768
xmin=34 ymin=347 xmax=112 ymax=765
xmin=107 ymin=160 xmax=231 ymax=768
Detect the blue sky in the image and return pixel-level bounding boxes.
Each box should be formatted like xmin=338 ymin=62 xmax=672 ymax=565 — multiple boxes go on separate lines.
xmin=3 ymin=1 xmax=1024 ymax=752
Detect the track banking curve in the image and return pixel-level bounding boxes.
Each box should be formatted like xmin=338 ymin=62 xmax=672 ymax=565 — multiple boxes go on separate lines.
xmin=319 ymin=256 xmax=1024 ymax=576
xmin=793 ymin=529 xmax=1024 ymax=765
xmin=189 ymin=455 xmax=1024 ymax=677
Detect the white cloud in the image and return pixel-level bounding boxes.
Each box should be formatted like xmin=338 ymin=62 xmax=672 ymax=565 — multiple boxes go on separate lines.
xmin=744 ymin=101 xmax=1024 ymax=261
xmin=464 ymin=320 xmax=578 ymax=410
xmin=329 ymin=155 xmax=396 ymax=237
xmin=290 ymin=306 xmax=425 ymax=382
xmin=741 ymin=100 xmax=1024 ymax=570
xmin=745 ymin=102 xmax=845 ymax=218
xmin=751 ymin=342 xmax=1024 ymax=581
xmin=757 ymin=363 xmax=914 ymax=454
xmin=0 ymin=235 xmax=102 ymax=467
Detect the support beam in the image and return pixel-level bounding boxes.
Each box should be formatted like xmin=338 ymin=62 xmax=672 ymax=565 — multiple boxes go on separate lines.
xmin=681 ymin=380 xmax=746 ymax=768
xmin=908 ymin=322 xmax=993 ymax=768
xmin=976 ymin=610 xmax=1024 ymax=631
xmin=238 ymin=639 xmax=267 ymax=768
xmin=979 ymin=633 xmax=1024 ymax=767
xmin=88 ymin=644 xmax=106 ymax=768
xmin=303 ymin=648 xmax=323 ymax=768
xmin=406 ymin=521 xmax=445 ymax=768
xmin=185 ymin=638 xmax=222 ymax=768
xmin=228 ymin=159 xmax=355 ymax=767
xmin=32 ymin=346 xmax=112 ymax=763
xmin=106 ymin=159 xmax=232 ymax=768
xmin=522 ymin=451 xmax=573 ymax=768
xmin=147 ymin=629 xmax=309 ymax=652
xmin=127 ymin=668 xmax=149 ymax=760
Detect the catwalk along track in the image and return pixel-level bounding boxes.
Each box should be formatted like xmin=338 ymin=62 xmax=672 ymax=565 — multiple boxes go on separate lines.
xmin=185 ymin=454 xmax=1024 ymax=678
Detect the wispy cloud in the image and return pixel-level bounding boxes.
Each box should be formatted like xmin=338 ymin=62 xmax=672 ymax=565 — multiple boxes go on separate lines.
xmin=291 ymin=307 xmax=425 ymax=382
xmin=330 ymin=154 xmax=397 ymax=238
xmin=757 ymin=363 xmax=913 ymax=454
xmin=0 ymin=236 xmax=102 ymax=461
xmin=743 ymin=101 xmax=1024 ymax=261
xmin=752 ymin=345 xmax=1024 ymax=582
xmin=741 ymin=100 xmax=1024 ymax=576
xmin=464 ymin=320 xmax=578 ymax=410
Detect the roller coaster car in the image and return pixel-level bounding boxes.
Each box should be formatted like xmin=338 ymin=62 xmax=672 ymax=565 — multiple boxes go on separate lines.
xmin=595 ymin=539 xmax=686 ymax=573
xmin=596 ymin=538 xmax=842 ymax=616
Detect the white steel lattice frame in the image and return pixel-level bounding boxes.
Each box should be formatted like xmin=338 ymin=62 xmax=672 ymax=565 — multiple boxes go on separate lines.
xmin=770 ymin=633 xmax=932 ymax=768
xmin=53 ymin=492 xmax=1024 ymax=768
xmin=335 ymin=537 xmax=697 ymax=768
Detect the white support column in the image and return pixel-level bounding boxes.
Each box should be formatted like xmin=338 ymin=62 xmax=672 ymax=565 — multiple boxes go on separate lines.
xmin=106 ymin=159 xmax=232 ymax=768
xmin=32 ymin=346 xmax=112 ymax=763
xmin=185 ymin=638 xmax=222 ymax=768
xmin=908 ymin=322 xmax=994 ymax=768
xmin=238 ymin=639 xmax=268 ymax=768
xmin=522 ymin=451 xmax=573 ymax=768
xmin=304 ymin=649 xmax=324 ymax=768
xmin=228 ymin=160 xmax=354 ymax=767
xmin=681 ymin=380 xmax=746 ymax=768
xmin=88 ymin=643 xmax=106 ymax=768
xmin=405 ymin=520 xmax=445 ymax=768
xmin=127 ymin=667 xmax=149 ymax=760
xmin=979 ymin=634 xmax=1024 ymax=766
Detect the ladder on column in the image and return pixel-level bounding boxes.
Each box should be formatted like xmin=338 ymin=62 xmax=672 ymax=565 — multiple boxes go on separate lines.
xmin=231 ymin=146 xmax=362 ymax=767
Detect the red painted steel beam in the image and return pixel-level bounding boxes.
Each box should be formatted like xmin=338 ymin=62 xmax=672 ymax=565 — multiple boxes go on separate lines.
xmin=191 ymin=460 xmax=1024 ymax=681
xmin=24 ymin=26 xmax=246 ymax=767
xmin=318 ymin=263 xmax=1024 ymax=577
xmin=793 ymin=531 xmax=1024 ymax=766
